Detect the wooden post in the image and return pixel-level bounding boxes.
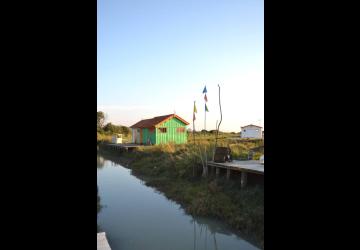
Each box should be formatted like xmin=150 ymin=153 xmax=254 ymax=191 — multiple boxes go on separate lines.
xmin=241 ymin=172 xmax=248 ymax=188
xmin=226 ymin=169 xmax=231 ymax=180
xmin=215 ymin=167 xmax=220 ymax=178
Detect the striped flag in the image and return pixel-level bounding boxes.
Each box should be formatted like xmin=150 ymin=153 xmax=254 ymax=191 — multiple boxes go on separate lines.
xmin=204 ymin=94 xmax=208 ymax=102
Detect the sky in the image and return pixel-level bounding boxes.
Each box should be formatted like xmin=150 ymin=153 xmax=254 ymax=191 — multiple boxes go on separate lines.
xmin=97 ymin=0 xmax=263 ymax=132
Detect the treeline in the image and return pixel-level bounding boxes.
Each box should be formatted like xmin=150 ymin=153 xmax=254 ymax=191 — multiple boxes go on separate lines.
xmin=188 ymin=129 xmax=239 ymax=134
xmin=97 ymin=111 xmax=130 ymax=136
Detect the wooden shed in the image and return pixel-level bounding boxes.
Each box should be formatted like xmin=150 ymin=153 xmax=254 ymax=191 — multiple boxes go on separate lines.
xmin=130 ymin=114 xmax=189 ymax=145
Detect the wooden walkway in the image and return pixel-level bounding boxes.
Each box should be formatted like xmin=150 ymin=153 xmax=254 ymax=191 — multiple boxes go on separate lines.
xmin=101 ymin=143 xmax=140 ymax=152
xmin=208 ymin=160 xmax=264 ymax=174
xmin=97 ymin=232 xmax=111 ymax=250
xmin=207 ymin=160 xmax=264 ymax=187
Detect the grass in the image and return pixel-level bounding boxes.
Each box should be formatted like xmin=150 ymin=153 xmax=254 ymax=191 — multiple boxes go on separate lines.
xmin=97 ymin=132 xmax=132 ymax=144
xmin=99 ymin=137 xmax=264 ymax=248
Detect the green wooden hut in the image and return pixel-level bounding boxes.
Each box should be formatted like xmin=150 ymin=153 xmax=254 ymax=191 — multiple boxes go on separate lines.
xmin=130 ymin=114 xmax=189 ymax=145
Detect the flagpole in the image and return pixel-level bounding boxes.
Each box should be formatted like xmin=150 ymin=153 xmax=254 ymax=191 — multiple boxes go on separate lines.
xmin=202 ymin=86 xmax=208 ymax=177
xmin=193 ymin=101 xmax=196 ymax=144
xmin=204 ymin=108 xmax=206 ymax=131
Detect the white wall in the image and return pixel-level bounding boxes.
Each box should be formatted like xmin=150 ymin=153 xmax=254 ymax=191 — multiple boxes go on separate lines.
xmin=132 ymin=128 xmax=140 ymax=143
xmin=132 ymin=129 xmax=136 ymax=143
xmin=241 ymin=125 xmax=262 ymax=138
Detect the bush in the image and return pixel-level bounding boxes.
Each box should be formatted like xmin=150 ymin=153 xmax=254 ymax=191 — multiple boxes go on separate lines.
xmin=97 ymin=132 xmax=112 ymax=143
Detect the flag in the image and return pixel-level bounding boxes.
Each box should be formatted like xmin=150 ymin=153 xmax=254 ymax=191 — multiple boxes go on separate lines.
xmin=193 ymin=101 xmax=197 ymax=121
xmin=202 ymin=86 xmax=207 ymax=94
xmin=204 ymin=94 xmax=208 ymax=102
xmin=205 ymin=103 xmax=209 ymax=112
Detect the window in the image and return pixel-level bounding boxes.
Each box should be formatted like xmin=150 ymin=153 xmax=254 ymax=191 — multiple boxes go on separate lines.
xmin=256 ymin=129 xmax=259 ymax=132
xmin=176 ymin=127 xmax=185 ymax=133
xmin=158 ymin=127 xmax=167 ymax=133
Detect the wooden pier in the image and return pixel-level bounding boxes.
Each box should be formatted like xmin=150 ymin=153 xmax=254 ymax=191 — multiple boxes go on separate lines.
xmin=207 ymin=160 xmax=264 ymax=188
xmin=101 ymin=143 xmax=140 ymax=152
xmin=97 ymin=232 xmax=111 ymax=250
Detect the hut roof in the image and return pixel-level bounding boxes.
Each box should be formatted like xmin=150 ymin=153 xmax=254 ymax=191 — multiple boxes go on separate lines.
xmin=130 ymin=114 xmax=189 ymax=128
xmin=241 ymin=124 xmax=263 ymax=129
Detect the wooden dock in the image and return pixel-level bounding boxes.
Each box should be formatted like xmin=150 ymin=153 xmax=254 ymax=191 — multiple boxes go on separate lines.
xmin=207 ymin=160 xmax=264 ymax=188
xmin=101 ymin=143 xmax=140 ymax=152
xmin=97 ymin=232 xmax=111 ymax=250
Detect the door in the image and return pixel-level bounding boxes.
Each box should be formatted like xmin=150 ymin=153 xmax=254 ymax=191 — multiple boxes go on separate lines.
xmin=136 ymin=129 xmax=141 ymax=144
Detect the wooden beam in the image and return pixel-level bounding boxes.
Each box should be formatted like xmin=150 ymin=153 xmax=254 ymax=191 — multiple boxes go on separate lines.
xmin=216 ymin=167 xmax=220 ymax=178
xmin=241 ymin=172 xmax=248 ymax=188
xmin=226 ymin=169 xmax=231 ymax=180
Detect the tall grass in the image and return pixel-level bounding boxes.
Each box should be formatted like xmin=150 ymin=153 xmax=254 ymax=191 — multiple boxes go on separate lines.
xmin=97 ymin=132 xmax=132 ymax=144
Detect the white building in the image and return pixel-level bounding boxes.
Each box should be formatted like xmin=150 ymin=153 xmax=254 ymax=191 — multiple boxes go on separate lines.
xmin=241 ymin=124 xmax=263 ymax=139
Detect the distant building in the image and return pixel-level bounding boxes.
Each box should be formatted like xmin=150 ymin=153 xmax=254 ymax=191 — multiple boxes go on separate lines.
xmin=130 ymin=114 xmax=189 ymax=145
xmin=241 ymin=124 xmax=263 ymax=139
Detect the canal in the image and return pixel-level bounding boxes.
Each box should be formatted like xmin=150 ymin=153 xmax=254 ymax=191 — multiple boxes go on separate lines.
xmin=97 ymin=152 xmax=260 ymax=250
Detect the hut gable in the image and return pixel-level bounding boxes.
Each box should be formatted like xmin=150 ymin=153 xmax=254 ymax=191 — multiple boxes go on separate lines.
xmin=130 ymin=114 xmax=189 ymax=129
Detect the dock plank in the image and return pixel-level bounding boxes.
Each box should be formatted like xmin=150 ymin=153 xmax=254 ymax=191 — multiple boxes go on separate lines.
xmin=208 ymin=160 xmax=264 ymax=175
xmin=107 ymin=143 xmax=140 ymax=148
xmin=97 ymin=232 xmax=111 ymax=250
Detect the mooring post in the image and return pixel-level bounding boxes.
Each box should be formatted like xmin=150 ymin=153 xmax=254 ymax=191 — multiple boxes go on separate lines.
xmin=241 ymin=172 xmax=248 ymax=188
xmin=215 ymin=167 xmax=220 ymax=178
xmin=226 ymin=169 xmax=231 ymax=180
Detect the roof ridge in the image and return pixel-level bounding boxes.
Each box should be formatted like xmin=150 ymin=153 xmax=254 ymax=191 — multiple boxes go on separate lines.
xmin=130 ymin=113 xmax=189 ymax=128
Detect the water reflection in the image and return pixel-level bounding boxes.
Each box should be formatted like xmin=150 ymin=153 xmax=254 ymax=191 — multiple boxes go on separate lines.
xmin=190 ymin=215 xmax=239 ymax=250
xmin=97 ymin=155 xmax=105 ymax=169
xmin=97 ymin=152 xmax=260 ymax=250
xmin=97 ymin=185 xmax=101 ymax=232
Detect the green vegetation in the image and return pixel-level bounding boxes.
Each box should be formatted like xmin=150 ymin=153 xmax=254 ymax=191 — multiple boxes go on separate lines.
xmin=98 ymin=137 xmax=264 ymax=248
xmin=103 ymin=122 xmax=130 ymax=136
xmin=97 ymin=111 xmax=132 ymax=143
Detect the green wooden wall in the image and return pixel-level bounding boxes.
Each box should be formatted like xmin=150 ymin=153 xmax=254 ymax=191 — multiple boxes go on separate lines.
xmin=155 ymin=117 xmax=187 ymax=144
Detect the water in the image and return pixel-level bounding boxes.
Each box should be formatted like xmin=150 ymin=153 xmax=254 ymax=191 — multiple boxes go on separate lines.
xmin=97 ymin=153 xmax=260 ymax=250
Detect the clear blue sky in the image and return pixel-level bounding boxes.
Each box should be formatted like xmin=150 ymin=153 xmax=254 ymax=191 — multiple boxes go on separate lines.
xmin=98 ymin=0 xmax=263 ymax=132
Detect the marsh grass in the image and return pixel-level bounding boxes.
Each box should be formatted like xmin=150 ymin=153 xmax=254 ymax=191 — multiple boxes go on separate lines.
xmin=97 ymin=132 xmax=132 ymax=144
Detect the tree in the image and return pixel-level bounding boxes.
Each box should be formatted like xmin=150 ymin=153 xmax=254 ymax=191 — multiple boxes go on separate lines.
xmin=103 ymin=123 xmax=120 ymax=134
xmin=119 ymin=126 xmax=130 ymax=136
xmin=103 ymin=123 xmax=130 ymax=136
xmin=97 ymin=111 xmax=105 ymax=131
